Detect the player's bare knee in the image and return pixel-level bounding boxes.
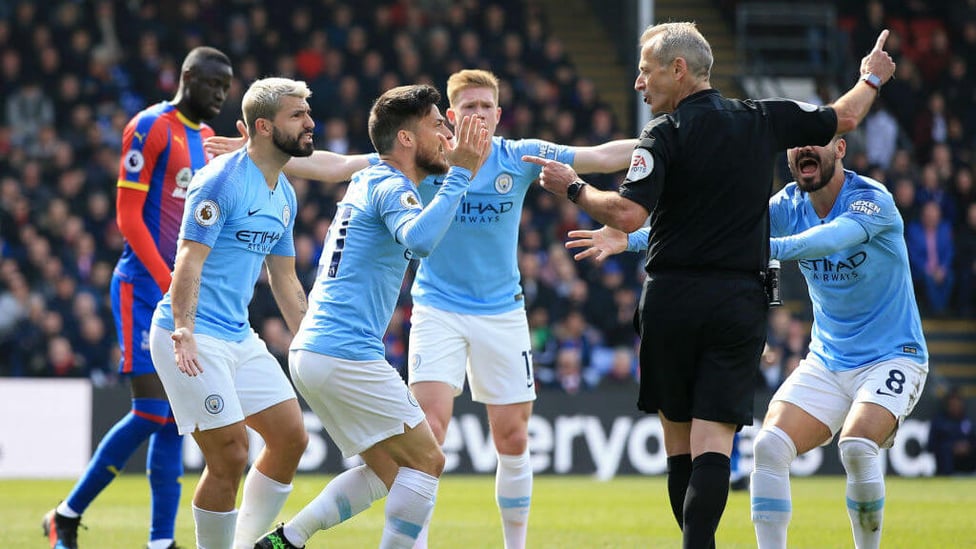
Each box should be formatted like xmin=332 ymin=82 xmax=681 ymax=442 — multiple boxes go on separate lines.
xmin=493 ymin=429 xmax=528 ymax=455
xmin=427 ymin=417 xmax=448 ymax=445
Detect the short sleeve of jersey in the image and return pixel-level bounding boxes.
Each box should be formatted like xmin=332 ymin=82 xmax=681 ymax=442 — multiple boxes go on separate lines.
xmin=180 ymin=171 xmax=238 ymax=248
xmin=618 ymin=116 xmax=672 ymax=212
xmin=270 ymin=178 xmax=298 ymax=257
xmin=756 ymin=99 xmax=838 ymax=150
xmin=839 ymin=188 xmax=896 ymax=242
xmin=374 ymin=175 xmax=424 ymax=240
xmin=118 ymin=110 xmax=167 ymax=191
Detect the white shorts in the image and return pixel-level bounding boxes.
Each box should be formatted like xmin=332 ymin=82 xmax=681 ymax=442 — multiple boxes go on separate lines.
xmin=771 ymin=355 xmax=928 ymax=448
xmin=290 ymin=349 xmax=426 ymax=459
xmin=149 ymin=325 xmax=296 ymax=435
xmin=407 ymin=304 xmax=536 ymax=405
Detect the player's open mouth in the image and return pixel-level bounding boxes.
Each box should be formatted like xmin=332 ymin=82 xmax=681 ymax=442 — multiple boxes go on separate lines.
xmin=798 ymin=157 xmax=819 ymax=176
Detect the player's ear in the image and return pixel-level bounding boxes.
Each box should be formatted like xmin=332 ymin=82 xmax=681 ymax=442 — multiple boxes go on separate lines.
xmin=397 ymin=128 xmax=415 ymax=148
xmin=835 ymin=137 xmax=847 ymax=160
xmin=254 ymin=118 xmax=273 ymax=137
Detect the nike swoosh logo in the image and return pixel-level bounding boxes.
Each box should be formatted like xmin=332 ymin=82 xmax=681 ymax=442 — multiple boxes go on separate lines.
xmin=247 ymin=209 xmax=260 ymax=216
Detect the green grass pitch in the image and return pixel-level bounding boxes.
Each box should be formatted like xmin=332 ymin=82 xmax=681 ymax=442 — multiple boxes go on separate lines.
xmin=5 ymin=474 xmax=974 ymax=548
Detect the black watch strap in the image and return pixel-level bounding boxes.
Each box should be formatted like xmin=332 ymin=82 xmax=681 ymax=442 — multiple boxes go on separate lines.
xmin=567 ymin=180 xmax=587 ymax=203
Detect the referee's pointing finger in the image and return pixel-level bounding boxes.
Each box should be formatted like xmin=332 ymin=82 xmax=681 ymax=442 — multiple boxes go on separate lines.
xmin=521 ymin=155 xmax=549 ymax=166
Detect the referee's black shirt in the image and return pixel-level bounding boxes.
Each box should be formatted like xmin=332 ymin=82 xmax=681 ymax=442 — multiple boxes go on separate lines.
xmin=619 ymin=89 xmax=837 ymax=275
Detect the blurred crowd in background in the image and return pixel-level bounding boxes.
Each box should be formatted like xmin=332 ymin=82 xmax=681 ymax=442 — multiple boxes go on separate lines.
xmin=0 ymin=0 xmax=973 ymax=398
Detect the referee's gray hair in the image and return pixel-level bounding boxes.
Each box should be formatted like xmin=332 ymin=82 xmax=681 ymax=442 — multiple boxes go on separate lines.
xmin=242 ymin=77 xmax=312 ymax=132
xmin=639 ymin=22 xmax=713 ymax=80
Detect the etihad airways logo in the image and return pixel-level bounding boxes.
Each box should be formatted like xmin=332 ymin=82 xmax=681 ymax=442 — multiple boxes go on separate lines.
xmin=799 ymin=251 xmax=867 ymax=282
xmin=455 ymin=200 xmax=514 ymax=224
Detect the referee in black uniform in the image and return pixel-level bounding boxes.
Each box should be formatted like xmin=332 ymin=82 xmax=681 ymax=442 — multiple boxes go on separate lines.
xmin=524 ymin=22 xmax=895 ymax=548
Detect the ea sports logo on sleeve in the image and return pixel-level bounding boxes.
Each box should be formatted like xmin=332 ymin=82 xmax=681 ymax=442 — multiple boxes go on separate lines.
xmin=626 ymin=148 xmax=653 ymax=181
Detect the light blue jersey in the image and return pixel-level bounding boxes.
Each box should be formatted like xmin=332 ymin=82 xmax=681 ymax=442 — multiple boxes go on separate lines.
xmin=292 ymin=162 xmax=472 ymax=361
xmin=769 ymin=169 xmax=927 ymax=371
xmin=153 ymin=148 xmax=297 ymax=341
xmin=412 ymin=136 xmax=575 ymax=314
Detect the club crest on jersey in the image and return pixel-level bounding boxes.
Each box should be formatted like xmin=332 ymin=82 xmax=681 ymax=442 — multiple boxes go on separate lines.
xmin=173 ymin=167 xmax=192 ymax=198
xmin=400 ymin=191 xmax=422 ymax=209
xmin=193 ymin=200 xmax=220 ymax=226
xmin=626 ymin=148 xmax=653 ymax=181
xmin=205 ymin=394 xmax=224 ymax=414
xmin=281 ymin=204 xmax=291 ymax=226
xmin=494 ymin=173 xmax=514 ymax=194
xmin=124 ymin=150 xmax=145 ymax=174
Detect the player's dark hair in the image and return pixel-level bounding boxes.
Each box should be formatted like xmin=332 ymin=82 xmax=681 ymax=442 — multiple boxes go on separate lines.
xmin=182 ymin=46 xmax=231 ymax=72
xmin=368 ymin=84 xmax=442 ymax=154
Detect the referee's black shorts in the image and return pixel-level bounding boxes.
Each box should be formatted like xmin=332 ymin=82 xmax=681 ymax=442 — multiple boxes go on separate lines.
xmin=636 ymin=270 xmax=768 ymax=428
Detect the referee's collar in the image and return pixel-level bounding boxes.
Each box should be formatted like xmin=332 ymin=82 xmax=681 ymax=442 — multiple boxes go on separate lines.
xmin=676 ymin=88 xmax=719 ymax=109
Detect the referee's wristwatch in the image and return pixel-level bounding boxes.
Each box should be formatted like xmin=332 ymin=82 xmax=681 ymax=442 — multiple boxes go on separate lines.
xmin=566 ymin=180 xmax=587 ymax=203
xmin=859 ymin=72 xmax=882 ymax=92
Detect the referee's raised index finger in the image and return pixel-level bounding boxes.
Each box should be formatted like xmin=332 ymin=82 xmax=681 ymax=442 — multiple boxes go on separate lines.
xmin=873 ymin=29 xmax=889 ymax=52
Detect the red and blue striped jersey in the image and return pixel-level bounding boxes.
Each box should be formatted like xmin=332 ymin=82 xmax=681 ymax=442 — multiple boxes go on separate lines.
xmin=115 ymin=102 xmax=215 ymax=279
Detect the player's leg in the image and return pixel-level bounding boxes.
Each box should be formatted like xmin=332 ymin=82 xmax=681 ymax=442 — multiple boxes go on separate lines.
xmin=363 ymin=420 xmax=445 ymax=549
xmin=233 ymin=334 xmax=308 ymax=549
xmin=135 ymin=374 xmax=183 ymax=549
xmin=257 ymin=350 xmax=392 ymax=549
xmin=150 ymin=327 xmax=250 ymax=549
xmin=407 ymin=304 xmax=469 ymax=548
xmin=751 ymin=400 xmax=833 ymax=549
xmin=46 ymin=276 xmax=171 ymax=549
xmin=486 ymin=402 xmax=533 ymax=549
xmin=191 ymin=423 xmax=250 ymax=549
xmin=752 ymin=357 xmax=853 ymax=549
xmin=838 ymin=359 xmax=927 ymax=549
xmin=467 ymin=308 xmax=537 ymax=549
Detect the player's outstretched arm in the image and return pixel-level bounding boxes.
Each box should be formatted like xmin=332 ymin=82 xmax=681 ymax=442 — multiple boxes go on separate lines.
xmin=571 ymin=139 xmax=638 ymax=174
xmin=204 ymin=120 xmax=374 ymax=183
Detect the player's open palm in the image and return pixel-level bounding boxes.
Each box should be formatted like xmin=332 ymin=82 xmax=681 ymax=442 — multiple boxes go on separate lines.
xmin=171 ymin=327 xmax=203 ymax=376
xmin=444 ymin=114 xmax=490 ymax=176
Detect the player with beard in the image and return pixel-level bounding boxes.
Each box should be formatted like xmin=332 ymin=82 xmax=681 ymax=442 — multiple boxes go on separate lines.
xmin=254 ymin=84 xmax=489 ymax=549
xmin=148 ymin=77 xmax=316 ymax=549
xmin=565 ymin=135 xmax=928 ymax=549
xmin=44 ymin=46 xmax=233 ymax=549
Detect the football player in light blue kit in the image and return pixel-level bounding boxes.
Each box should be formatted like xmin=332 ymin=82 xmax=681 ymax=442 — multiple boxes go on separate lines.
xmin=751 ymin=135 xmax=927 ymax=549
xmin=407 ymin=69 xmax=637 ymax=549
xmin=253 ymin=84 xmax=489 ymax=549
xmin=149 ymin=77 xmax=315 ymax=549
xmin=565 ymin=135 xmax=928 ymax=549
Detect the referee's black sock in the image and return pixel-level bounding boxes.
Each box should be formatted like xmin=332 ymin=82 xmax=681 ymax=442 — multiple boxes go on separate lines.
xmin=666 ymin=454 xmax=692 ymax=530
xmin=683 ymin=452 xmax=730 ymax=549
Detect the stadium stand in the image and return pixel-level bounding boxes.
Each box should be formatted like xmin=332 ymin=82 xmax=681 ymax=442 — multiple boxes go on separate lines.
xmin=0 ymin=0 xmax=973 ymax=396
